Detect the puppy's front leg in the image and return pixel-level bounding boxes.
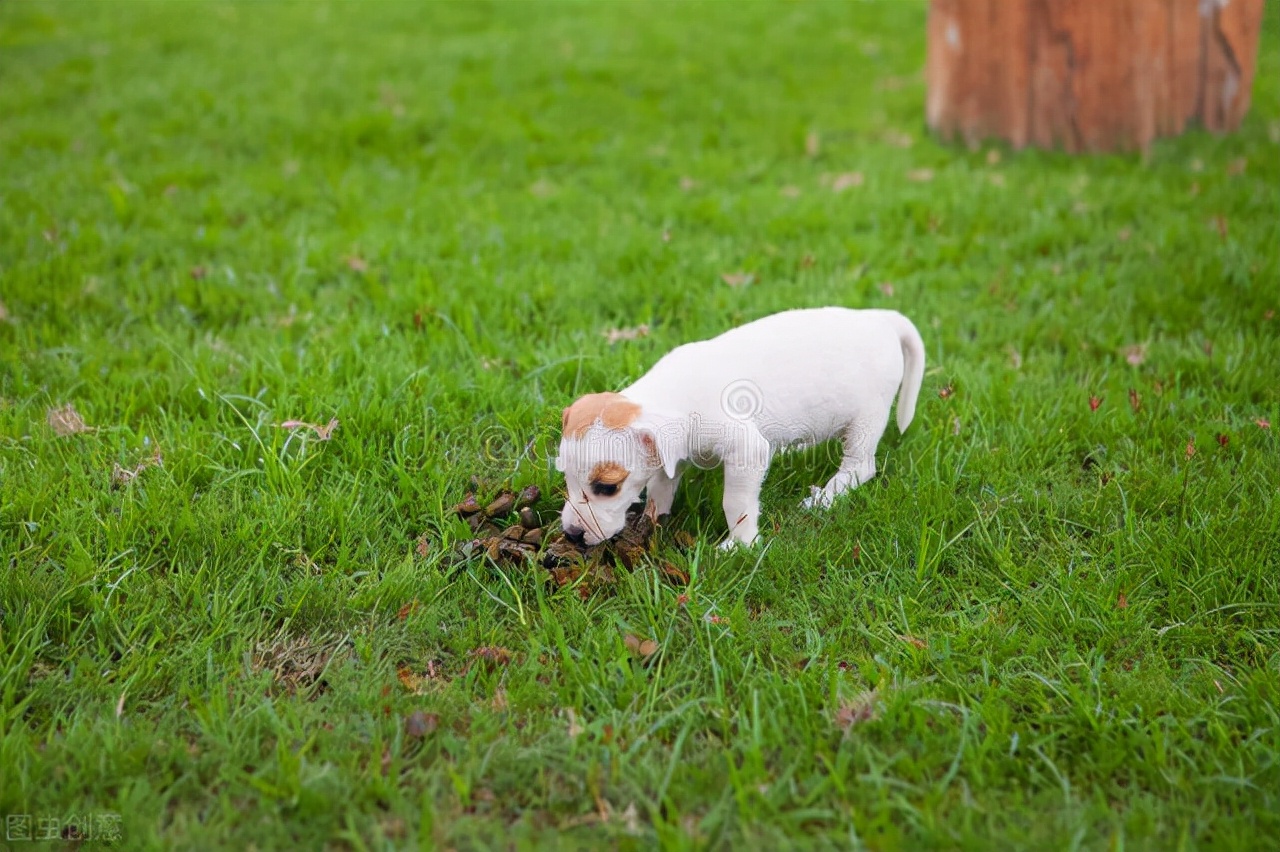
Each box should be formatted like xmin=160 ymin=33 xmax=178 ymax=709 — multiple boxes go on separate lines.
xmin=720 ymin=429 xmax=770 ymax=547
xmin=646 ymin=468 xmax=682 ymax=518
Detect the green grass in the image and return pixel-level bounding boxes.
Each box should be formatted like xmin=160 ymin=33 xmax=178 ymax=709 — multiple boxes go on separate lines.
xmin=2 ymin=1 xmax=1278 ymax=848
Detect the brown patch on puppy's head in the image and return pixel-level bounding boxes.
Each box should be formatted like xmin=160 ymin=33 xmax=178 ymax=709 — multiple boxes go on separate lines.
xmin=589 ymin=461 xmax=629 ymax=487
xmin=561 ymin=392 xmax=641 ymax=438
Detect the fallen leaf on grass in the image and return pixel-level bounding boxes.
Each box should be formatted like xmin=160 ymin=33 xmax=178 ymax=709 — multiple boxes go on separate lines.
xmin=1117 ymin=228 xmax=1132 ymax=242
xmin=883 ymin=130 xmax=914 ymax=149
xmin=1089 ymin=395 xmax=1102 ymax=412
xmin=1210 ymin=216 xmax=1229 ymax=239
xmin=566 ymin=708 xmax=586 ymax=738
xmin=1216 ymin=433 xmax=1229 ymax=448
xmin=834 ymin=689 xmax=880 ymax=730
xmin=907 ymin=168 xmax=935 ymax=183
xmin=397 ymin=664 xmax=430 ymax=694
xmin=899 ymin=634 xmax=927 ymax=649
xmin=986 ymin=149 xmax=1001 ymax=165
xmin=602 ymin=324 xmax=650 ymax=344
xmin=415 ymin=535 xmax=430 ymax=558
xmin=1226 ymin=157 xmax=1247 ymax=176
xmin=779 ymin=185 xmax=801 ymax=198
xmin=659 ymin=562 xmax=690 ymax=585
xmin=679 ymin=176 xmax=698 ymax=192
xmin=1128 ymin=388 xmax=1141 ymax=413
xmin=1007 ymin=346 xmax=1023 ymax=369
xmin=344 ymin=255 xmax=369 ymax=273
xmin=877 ymin=281 xmax=895 ymax=297
xmin=1117 ymin=592 xmax=1129 ymax=609
xmin=397 ymin=600 xmax=420 ymax=621
xmin=48 ymin=403 xmax=93 ymax=436
xmin=280 ymin=418 xmax=339 ymax=440
xmin=831 ymin=172 xmax=864 ymax=192
xmin=805 ymin=131 xmax=821 ymax=158
xmin=112 ymin=447 xmax=163 ymax=485
xmin=190 ymin=266 xmax=207 ymax=280
xmin=720 ymin=272 xmax=754 ymax=288
xmin=528 ymin=178 xmax=556 ymax=198
xmin=405 ymin=710 xmax=438 ymax=738
xmin=1123 ymin=344 xmax=1147 ymax=366
xmin=1185 ymin=439 xmax=1196 ymax=459
xmin=623 ymin=634 xmax=659 ymax=658
xmin=469 ymin=646 xmax=513 ymax=669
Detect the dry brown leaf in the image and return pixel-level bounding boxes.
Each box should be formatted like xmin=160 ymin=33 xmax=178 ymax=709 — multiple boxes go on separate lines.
xmin=831 ymin=172 xmax=864 ymax=192
xmin=1211 ymin=216 xmax=1229 ymax=239
xmin=602 ymin=324 xmax=650 ymax=344
xmin=397 ymin=600 xmax=420 ymax=621
xmin=491 ymin=687 xmax=509 ymax=711
xmin=899 ymin=634 xmax=927 ymax=649
xmin=397 ymin=665 xmax=429 ymax=694
xmin=469 ymin=646 xmax=512 ymax=668
xmin=566 ymin=708 xmax=585 ymax=738
xmin=779 ymin=185 xmax=801 ymax=198
xmin=805 ymin=131 xmax=821 ymax=158
xmin=529 ymin=178 xmax=556 ymax=197
xmin=1123 ymin=344 xmax=1147 ymax=366
xmin=1185 ymin=438 xmax=1196 ymax=459
xmin=720 ymin=272 xmax=754 ymax=288
xmin=679 ymin=176 xmax=697 ymax=192
xmin=1117 ymin=592 xmax=1129 ymax=609
xmin=415 ymin=534 xmax=430 ymax=558
xmin=48 ymin=403 xmax=93 ymax=436
xmin=190 ymin=265 xmax=207 ymax=280
xmin=1129 ymin=388 xmax=1142 ymax=413
xmin=344 ymin=255 xmax=369 ymax=273
xmin=405 ymin=710 xmax=438 ymax=738
xmin=1090 ymin=395 xmax=1102 ymax=412
xmin=1007 ymin=346 xmax=1023 ymax=370
xmin=1216 ymin=433 xmax=1229 ymax=448
xmin=834 ymin=689 xmax=880 ymax=730
xmin=112 ymin=447 xmax=162 ymax=485
xmin=907 ymin=168 xmax=935 ymax=182
xmin=877 ymin=281 xmax=895 ymax=297
xmin=1227 ymin=157 xmax=1247 ymax=176
xmin=883 ymin=130 xmax=914 ymax=148
xmin=1117 ymin=228 xmax=1132 ymax=242
xmin=988 ymin=173 xmax=1006 ymax=187
xmin=951 ymin=416 xmax=962 ymax=435
xmin=280 ymin=418 xmax=339 ymax=441
xmin=986 ymin=149 xmax=1002 ymax=165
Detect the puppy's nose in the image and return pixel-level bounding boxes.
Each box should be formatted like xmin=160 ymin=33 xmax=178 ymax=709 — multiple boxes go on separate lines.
xmin=563 ymin=525 xmax=586 ymax=545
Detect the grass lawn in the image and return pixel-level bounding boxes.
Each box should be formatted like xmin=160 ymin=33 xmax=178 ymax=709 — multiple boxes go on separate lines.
xmin=2 ymin=1 xmax=1278 ymax=848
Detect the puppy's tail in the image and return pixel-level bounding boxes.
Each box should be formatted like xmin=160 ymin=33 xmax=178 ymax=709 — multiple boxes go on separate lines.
xmin=888 ymin=311 xmax=926 ymax=433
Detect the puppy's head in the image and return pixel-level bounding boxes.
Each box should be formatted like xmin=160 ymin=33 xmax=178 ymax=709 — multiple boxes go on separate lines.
xmin=555 ymin=392 xmax=677 ymax=545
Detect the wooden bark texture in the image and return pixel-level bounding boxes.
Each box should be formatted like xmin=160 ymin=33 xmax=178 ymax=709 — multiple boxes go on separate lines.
xmin=925 ymin=0 xmax=1265 ymax=152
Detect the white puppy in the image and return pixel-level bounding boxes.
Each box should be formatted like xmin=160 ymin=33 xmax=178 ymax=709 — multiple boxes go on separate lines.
xmin=556 ymin=307 xmax=925 ymax=547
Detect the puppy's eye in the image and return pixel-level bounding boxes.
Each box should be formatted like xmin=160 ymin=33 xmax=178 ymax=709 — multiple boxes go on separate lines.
xmin=590 ymin=482 xmax=620 ymax=498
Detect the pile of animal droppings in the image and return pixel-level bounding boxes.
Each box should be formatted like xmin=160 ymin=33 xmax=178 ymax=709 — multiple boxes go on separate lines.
xmin=446 ymin=482 xmax=688 ymax=590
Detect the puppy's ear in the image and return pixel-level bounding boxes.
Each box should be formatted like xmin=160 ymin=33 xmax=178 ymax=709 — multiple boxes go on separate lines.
xmin=635 ymin=414 xmax=687 ymax=479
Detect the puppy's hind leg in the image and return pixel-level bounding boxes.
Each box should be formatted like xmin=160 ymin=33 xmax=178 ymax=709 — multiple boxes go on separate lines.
xmin=800 ymin=411 xmax=890 ymax=510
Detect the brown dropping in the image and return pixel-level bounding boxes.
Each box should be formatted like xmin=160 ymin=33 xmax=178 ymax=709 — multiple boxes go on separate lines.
xmin=483 ymin=538 xmax=501 ymax=561
xmin=405 ymin=710 xmax=438 ymax=738
xmin=673 ymin=530 xmax=697 ymax=551
xmin=518 ymin=507 xmax=539 ymax=529
xmin=516 ymin=485 xmax=541 ymax=509
xmin=501 ymin=526 xmax=526 ymax=541
xmin=454 ymin=494 xmax=483 ymax=517
xmin=521 ymin=527 xmax=544 ymax=546
xmin=484 ymin=491 xmax=516 ymax=518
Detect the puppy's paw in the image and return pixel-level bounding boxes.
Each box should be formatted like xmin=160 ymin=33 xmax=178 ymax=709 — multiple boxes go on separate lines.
xmin=800 ymin=486 xmax=832 ymax=510
xmin=717 ymin=535 xmax=758 ymax=552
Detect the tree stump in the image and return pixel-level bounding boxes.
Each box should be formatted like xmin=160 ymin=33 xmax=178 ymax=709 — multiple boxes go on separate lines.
xmin=925 ymin=0 xmax=1265 ymax=153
